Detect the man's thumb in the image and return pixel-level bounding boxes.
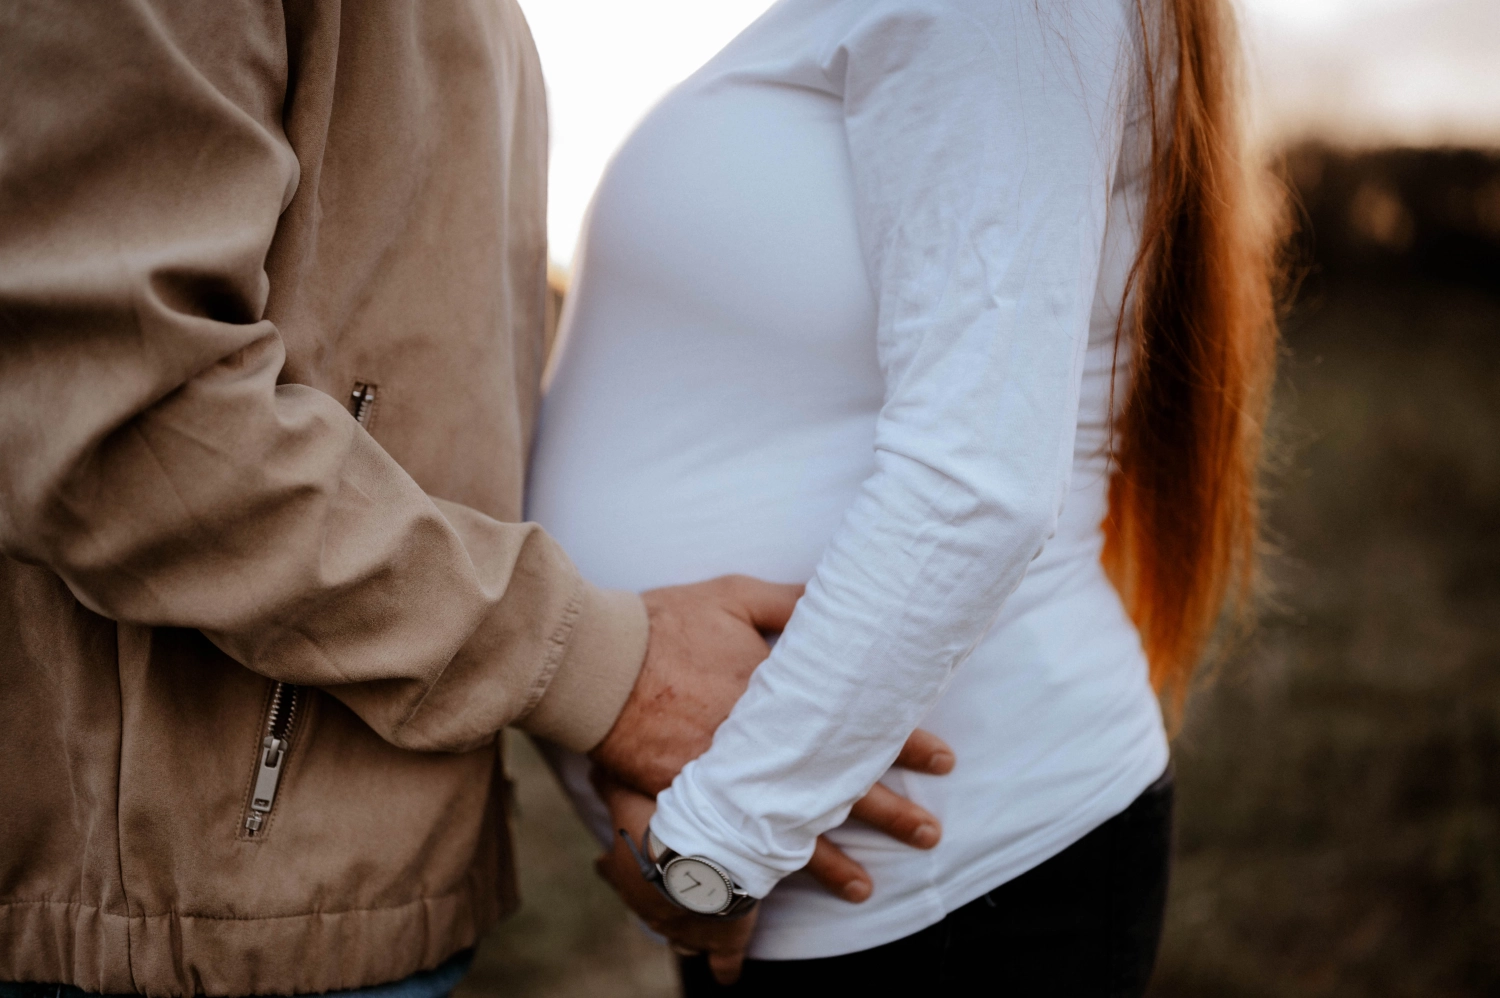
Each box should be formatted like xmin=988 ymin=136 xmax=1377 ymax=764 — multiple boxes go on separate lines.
xmin=720 ymin=575 xmax=804 ymax=633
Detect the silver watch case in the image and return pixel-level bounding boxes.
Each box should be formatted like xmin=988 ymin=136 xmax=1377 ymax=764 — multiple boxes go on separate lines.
xmin=620 ymin=826 xmax=756 ymax=917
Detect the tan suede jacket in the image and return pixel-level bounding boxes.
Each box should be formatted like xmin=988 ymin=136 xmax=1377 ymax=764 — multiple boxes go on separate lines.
xmin=0 ymin=2 xmax=648 ymax=994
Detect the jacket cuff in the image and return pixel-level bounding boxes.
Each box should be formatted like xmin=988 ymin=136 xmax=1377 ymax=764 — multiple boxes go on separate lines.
xmin=518 ymin=582 xmax=648 ymax=753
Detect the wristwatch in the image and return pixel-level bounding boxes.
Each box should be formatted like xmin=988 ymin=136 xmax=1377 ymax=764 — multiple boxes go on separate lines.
xmin=619 ymin=825 xmax=758 ymax=917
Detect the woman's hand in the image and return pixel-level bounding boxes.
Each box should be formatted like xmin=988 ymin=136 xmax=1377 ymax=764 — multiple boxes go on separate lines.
xmin=804 ymin=727 xmax=953 ymax=902
xmin=592 ymin=729 xmax=954 ymax=983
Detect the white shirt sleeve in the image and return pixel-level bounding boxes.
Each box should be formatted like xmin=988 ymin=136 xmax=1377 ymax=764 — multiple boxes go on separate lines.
xmin=651 ymin=0 xmax=1135 ymax=897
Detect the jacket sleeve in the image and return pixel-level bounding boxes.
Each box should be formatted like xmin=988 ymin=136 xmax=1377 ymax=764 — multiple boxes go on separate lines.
xmin=0 ymin=0 xmax=645 ymax=754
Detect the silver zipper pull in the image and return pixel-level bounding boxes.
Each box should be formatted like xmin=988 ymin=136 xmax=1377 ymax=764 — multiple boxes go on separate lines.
xmin=244 ymin=736 xmax=288 ymax=835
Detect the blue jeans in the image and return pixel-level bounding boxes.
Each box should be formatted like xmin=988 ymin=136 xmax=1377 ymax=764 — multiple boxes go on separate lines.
xmin=0 ymin=948 xmax=474 ymax=998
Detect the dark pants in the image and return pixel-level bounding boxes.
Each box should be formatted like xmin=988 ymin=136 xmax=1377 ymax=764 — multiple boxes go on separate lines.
xmin=681 ymin=767 xmax=1174 ymax=997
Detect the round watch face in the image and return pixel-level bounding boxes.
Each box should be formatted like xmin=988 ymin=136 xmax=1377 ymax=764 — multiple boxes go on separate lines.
xmin=662 ymin=856 xmax=733 ymax=914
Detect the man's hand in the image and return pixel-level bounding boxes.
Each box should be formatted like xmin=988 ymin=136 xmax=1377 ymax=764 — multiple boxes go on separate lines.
xmin=592 ymin=730 xmax=955 ymax=983
xmin=590 ymin=575 xmax=803 ymax=794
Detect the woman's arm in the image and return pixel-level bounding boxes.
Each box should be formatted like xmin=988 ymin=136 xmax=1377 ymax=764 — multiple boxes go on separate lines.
xmin=651 ymin=0 xmax=1137 ymax=897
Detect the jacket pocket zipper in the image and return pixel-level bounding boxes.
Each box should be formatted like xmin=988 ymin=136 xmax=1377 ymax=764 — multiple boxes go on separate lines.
xmin=245 ymin=681 xmax=301 ymax=836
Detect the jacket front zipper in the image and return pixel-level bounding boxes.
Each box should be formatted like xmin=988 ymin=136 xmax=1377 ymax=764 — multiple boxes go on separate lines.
xmin=245 ymin=681 xmax=301 ymax=836
xmin=350 ymin=381 xmax=377 ymax=426
xmin=243 ymin=382 xmax=374 ymax=837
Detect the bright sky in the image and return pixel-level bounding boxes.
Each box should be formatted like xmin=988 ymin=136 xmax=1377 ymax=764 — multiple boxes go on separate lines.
xmin=516 ymin=0 xmax=1500 ymax=263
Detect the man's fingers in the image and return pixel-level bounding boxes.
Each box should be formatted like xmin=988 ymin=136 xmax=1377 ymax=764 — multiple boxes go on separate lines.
xmin=893 ymin=728 xmax=955 ymax=775
xmin=708 ymin=948 xmax=747 ymax=986
xmin=718 ymin=575 xmax=805 ymax=633
xmin=849 ymin=783 xmax=942 ymax=849
xmin=805 ymin=835 xmax=872 ymax=903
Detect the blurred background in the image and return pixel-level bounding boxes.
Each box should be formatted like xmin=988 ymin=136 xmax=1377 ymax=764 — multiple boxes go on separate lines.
xmin=456 ymin=1 xmax=1500 ymax=995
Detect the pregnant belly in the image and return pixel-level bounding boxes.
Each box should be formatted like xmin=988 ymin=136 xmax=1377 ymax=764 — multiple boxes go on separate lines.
xmin=526 ymin=408 xmax=878 ymax=594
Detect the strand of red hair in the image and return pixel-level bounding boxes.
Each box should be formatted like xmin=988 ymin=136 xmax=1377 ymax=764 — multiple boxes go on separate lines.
xmin=1103 ymin=0 xmax=1287 ymax=717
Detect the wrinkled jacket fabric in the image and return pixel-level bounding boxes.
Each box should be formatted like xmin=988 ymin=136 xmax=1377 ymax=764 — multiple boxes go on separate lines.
xmin=0 ymin=1 xmax=647 ymax=994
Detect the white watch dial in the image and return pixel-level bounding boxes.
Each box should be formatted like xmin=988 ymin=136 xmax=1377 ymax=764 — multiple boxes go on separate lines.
xmin=662 ymin=857 xmax=732 ymax=914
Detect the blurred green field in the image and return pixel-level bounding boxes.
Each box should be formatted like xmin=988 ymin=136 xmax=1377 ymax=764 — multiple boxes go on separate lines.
xmin=459 ymin=149 xmax=1500 ymax=997
xmin=1152 ymin=279 xmax=1500 ymax=997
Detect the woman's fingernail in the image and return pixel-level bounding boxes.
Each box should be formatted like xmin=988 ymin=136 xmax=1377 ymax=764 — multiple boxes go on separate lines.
xmin=928 ymin=751 xmax=955 ymax=773
xmin=912 ymin=823 xmax=940 ymax=848
xmin=842 ymin=880 xmax=872 ymax=903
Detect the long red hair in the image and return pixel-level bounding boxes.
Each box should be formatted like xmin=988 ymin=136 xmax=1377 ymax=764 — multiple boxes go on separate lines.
xmin=1103 ymin=0 xmax=1285 ymax=712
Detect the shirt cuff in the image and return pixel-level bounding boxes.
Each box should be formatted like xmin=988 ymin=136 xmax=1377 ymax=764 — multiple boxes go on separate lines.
xmin=517 ymin=582 xmax=648 ymax=753
xmin=650 ymin=772 xmax=804 ymax=899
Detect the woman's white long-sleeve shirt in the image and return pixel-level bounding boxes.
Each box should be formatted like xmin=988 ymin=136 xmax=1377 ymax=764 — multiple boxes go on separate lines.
xmin=527 ymin=0 xmax=1169 ymax=959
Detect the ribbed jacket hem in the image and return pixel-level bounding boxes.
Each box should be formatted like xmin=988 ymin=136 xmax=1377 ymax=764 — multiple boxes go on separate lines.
xmin=0 ymin=877 xmax=511 ymax=997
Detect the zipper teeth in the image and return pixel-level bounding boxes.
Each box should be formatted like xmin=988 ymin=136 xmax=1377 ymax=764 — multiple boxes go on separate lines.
xmin=265 ymin=682 xmax=285 ymax=734
xmin=278 ymin=685 xmax=299 ymax=738
xmin=265 ymin=681 xmax=297 ymax=740
xmin=350 ymin=383 xmax=377 ymax=426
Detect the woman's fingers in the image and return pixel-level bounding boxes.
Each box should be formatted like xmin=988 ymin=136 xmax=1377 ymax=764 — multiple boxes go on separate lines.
xmin=849 ymin=782 xmax=942 ymax=849
xmin=707 ymin=947 xmax=749 ymax=986
xmin=674 ymin=910 xmax=758 ymax=982
xmin=893 ymin=728 xmax=955 ymax=775
xmin=805 ymin=834 xmax=873 ymax=903
xmin=591 ymin=775 xmax=658 ymax=845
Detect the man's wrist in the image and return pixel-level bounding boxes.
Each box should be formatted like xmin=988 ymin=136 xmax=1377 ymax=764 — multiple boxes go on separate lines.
xmin=518 ymin=582 xmax=648 ymax=753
